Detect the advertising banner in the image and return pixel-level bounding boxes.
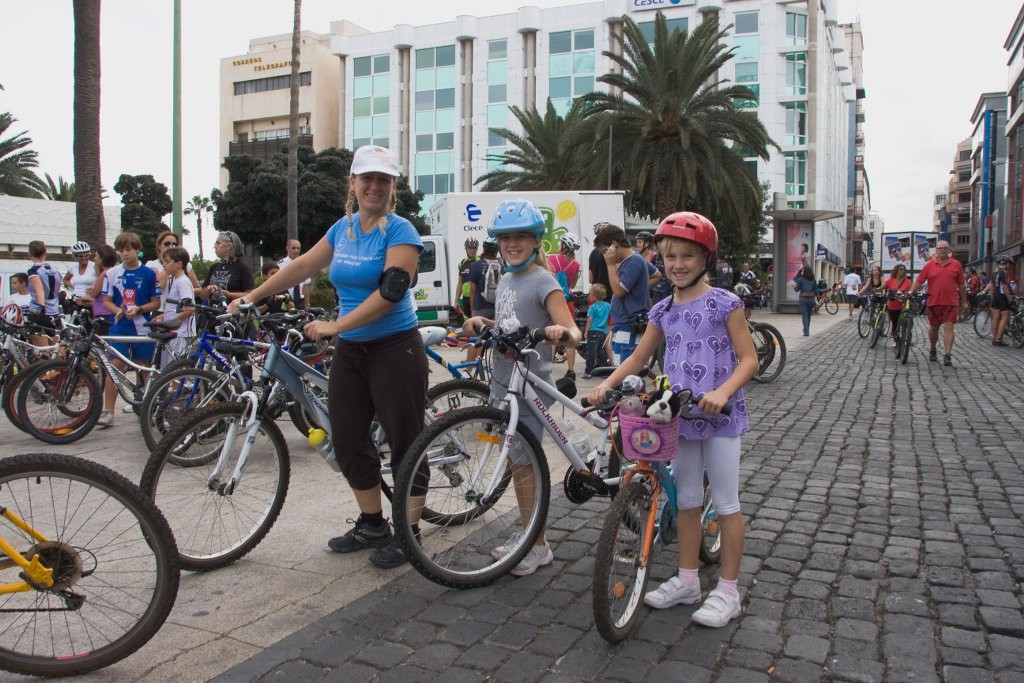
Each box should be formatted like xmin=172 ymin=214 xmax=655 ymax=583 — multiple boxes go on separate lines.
xmin=881 ymin=233 xmax=912 ymax=272
xmin=915 ymin=234 xmax=936 ymax=264
xmin=785 ymin=223 xmax=813 ymax=302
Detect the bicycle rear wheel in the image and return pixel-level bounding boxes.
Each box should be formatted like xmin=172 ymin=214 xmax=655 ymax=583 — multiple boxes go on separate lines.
xmin=1009 ymin=314 xmax=1024 ymax=347
xmin=750 ymin=322 xmax=786 ymax=384
xmin=15 ymin=359 xmax=102 ymax=445
xmin=140 ymin=403 xmax=290 ymax=571
xmin=974 ymin=310 xmax=991 ymax=338
xmin=824 ymin=298 xmax=839 ymax=315
xmin=0 ymin=453 xmax=179 ymax=677
xmin=593 ymin=480 xmax=654 ymax=643
xmin=392 ymin=406 xmax=549 ymax=589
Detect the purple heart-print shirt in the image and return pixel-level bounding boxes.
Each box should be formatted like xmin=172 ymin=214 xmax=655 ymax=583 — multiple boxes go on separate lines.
xmin=648 ymin=288 xmax=749 ymax=439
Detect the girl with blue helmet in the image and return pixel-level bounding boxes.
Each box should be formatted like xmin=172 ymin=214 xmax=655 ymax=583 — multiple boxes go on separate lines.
xmin=463 ymin=198 xmax=582 ymax=576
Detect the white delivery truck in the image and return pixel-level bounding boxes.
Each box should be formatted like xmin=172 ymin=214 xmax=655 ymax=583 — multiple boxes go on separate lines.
xmin=413 ymin=191 xmax=626 ymax=326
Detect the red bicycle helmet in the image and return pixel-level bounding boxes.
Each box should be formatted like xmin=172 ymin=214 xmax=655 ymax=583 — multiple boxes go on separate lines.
xmin=654 ymin=212 xmax=718 ymax=271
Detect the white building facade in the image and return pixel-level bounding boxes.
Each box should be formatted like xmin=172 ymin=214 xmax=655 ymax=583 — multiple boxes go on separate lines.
xmin=221 ymin=0 xmax=853 ymax=265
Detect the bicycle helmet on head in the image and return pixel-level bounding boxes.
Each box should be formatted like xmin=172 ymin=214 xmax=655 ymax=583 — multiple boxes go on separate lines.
xmin=996 ymin=256 xmax=1011 ymax=264
xmin=487 ymin=199 xmax=546 ymax=239
xmin=482 ymin=236 xmax=498 ymax=249
xmin=559 ymin=233 xmax=581 ymax=252
xmin=635 ymin=231 xmax=655 ymax=244
xmin=71 ymin=241 xmax=91 ymax=255
xmin=464 ymin=237 xmax=479 ymax=249
xmin=654 ymin=212 xmax=718 ymax=272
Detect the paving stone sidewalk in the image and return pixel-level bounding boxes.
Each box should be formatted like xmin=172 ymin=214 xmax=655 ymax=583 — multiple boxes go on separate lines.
xmin=219 ymin=316 xmax=1024 ymax=682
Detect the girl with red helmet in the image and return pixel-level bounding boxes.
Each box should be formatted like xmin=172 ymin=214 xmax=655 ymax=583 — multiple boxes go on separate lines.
xmin=587 ymin=211 xmax=758 ymax=628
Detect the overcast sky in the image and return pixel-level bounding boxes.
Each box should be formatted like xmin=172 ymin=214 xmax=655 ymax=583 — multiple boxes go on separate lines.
xmin=1 ymin=0 xmax=1018 ymax=256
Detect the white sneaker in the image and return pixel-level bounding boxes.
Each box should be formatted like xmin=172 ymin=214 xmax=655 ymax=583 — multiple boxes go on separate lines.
xmin=96 ymin=411 xmax=114 ymax=428
xmin=491 ymin=531 xmax=523 ymax=560
xmin=643 ymin=575 xmax=702 ymax=609
xmin=690 ymin=587 xmax=741 ymax=627
xmin=121 ymin=404 xmax=137 ymax=414
xmin=510 ymin=543 xmax=553 ymax=576
xmin=891 ymin=339 xmax=898 ymax=347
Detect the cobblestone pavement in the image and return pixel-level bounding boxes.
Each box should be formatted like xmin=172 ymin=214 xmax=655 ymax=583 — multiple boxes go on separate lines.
xmin=217 ymin=315 xmax=1024 ymax=682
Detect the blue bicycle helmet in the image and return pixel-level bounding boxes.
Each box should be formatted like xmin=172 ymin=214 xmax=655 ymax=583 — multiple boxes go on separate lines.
xmin=487 ymin=199 xmax=546 ymax=239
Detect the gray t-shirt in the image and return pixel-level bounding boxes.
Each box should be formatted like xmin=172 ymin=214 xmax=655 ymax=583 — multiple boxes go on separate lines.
xmin=490 ymin=265 xmax=561 ymax=405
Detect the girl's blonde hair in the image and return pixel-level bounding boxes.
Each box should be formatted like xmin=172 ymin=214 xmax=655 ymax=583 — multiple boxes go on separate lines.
xmin=345 ymin=177 xmax=398 ymax=240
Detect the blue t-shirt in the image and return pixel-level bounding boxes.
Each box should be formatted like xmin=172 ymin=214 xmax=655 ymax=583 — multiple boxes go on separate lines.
xmin=610 ymin=253 xmax=656 ymax=326
xmin=103 ymin=264 xmax=160 ymax=335
xmin=326 ymin=213 xmax=422 ymax=342
xmin=587 ymin=300 xmax=611 ymax=334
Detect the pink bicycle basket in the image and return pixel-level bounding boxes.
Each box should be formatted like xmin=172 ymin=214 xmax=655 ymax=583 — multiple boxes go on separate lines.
xmin=618 ymin=413 xmax=680 ymax=462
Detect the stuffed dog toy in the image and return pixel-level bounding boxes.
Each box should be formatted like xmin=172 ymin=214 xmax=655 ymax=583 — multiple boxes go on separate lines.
xmin=645 ymin=389 xmax=681 ymax=423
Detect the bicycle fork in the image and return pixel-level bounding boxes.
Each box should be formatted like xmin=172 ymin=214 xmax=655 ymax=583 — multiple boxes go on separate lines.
xmin=208 ymin=390 xmax=262 ymax=496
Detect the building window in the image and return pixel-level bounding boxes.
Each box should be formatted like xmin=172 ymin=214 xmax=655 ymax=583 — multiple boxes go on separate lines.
xmin=956 ymin=234 xmax=970 ymax=245
xmin=735 ymin=62 xmax=758 ymax=110
xmin=352 ymin=54 xmax=391 ymax=149
xmin=414 ymin=45 xmax=457 ymax=210
xmin=548 ymin=29 xmax=594 ymax=116
xmin=234 ymin=71 xmax=311 ymax=96
xmin=785 ymin=53 xmax=807 ymax=96
xmin=785 ymin=151 xmax=807 ymax=196
xmin=785 ymin=101 xmax=807 ymax=145
xmin=785 ymin=13 xmax=807 ymax=46
xmin=637 ymin=17 xmax=687 ymax=43
xmin=734 ymin=11 xmax=758 ymax=35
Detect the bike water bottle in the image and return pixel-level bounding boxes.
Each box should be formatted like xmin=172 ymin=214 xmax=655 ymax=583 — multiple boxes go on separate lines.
xmin=564 ymin=417 xmax=589 ymax=458
xmin=308 ymin=428 xmax=341 ymax=472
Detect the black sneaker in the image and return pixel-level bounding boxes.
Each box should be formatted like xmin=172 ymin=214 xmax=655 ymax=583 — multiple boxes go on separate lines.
xmin=369 ymin=537 xmax=409 ymax=568
xmin=565 ymin=370 xmax=576 ymax=381
xmin=943 ymin=354 xmax=953 ymax=367
xmin=328 ymin=517 xmax=392 ymax=553
xmin=928 ymin=348 xmax=938 ymax=362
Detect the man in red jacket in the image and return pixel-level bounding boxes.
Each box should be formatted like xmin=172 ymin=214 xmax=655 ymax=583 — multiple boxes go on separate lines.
xmin=910 ymin=240 xmax=969 ymax=367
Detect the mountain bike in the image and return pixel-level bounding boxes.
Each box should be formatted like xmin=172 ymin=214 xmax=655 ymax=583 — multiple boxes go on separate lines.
xmin=593 ymin=390 xmax=727 ymax=643
xmin=0 ymin=453 xmax=179 ymax=677
xmin=857 ymin=291 xmax=883 ymax=338
xmin=390 ymin=326 xmax=722 ymax=589
xmin=892 ymin=292 xmax=920 ymax=364
xmin=867 ymin=292 xmax=890 ymax=349
xmin=813 ymin=290 xmax=838 ymax=315
xmin=139 ymin=310 xmax=488 ymax=572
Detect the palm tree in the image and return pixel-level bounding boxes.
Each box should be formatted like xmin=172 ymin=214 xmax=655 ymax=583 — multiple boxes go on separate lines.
xmin=475 ymin=98 xmax=598 ymax=191
xmin=184 ymin=194 xmax=213 ymax=260
xmin=73 ymin=0 xmax=106 ymax=246
xmin=0 ymin=112 xmax=46 ymax=198
xmin=581 ymin=13 xmax=776 ymax=238
xmin=286 ymin=0 xmax=301 ymax=242
xmin=42 ymin=174 xmax=77 ymax=201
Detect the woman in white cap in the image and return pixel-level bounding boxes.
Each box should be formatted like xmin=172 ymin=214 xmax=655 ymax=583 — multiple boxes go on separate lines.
xmin=229 ymin=145 xmax=427 ymax=569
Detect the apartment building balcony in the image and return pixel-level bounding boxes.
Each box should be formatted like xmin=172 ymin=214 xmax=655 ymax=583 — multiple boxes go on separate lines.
xmin=228 ymin=134 xmax=314 ymax=162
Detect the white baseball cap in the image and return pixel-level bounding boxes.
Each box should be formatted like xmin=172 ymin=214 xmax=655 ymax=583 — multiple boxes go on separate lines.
xmin=351 ymin=145 xmax=400 ymax=177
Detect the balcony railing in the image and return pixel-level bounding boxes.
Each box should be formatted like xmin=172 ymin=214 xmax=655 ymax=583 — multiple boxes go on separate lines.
xmin=228 ymin=135 xmax=314 ymax=161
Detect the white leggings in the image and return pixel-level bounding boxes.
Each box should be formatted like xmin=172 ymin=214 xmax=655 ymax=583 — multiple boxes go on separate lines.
xmin=672 ymin=436 xmax=742 ymax=516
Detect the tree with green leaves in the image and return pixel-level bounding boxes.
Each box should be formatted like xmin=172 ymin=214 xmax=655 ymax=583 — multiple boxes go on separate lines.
xmin=113 ymin=174 xmax=173 ymax=258
xmin=475 ymin=99 xmax=598 ymax=191
xmin=580 ymin=12 xmax=777 ymax=242
xmin=184 ymin=194 xmax=213 ymax=260
xmin=42 ymin=174 xmax=76 ymax=201
xmin=73 ymin=0 xmax=106 ymax=246
xmin=287 ymin=0 xmax=302 ymax=243
xmin=0 ymin=112 xmax=46 ymax=198
xmin=213 ymin=146 xmax=427 ymax=257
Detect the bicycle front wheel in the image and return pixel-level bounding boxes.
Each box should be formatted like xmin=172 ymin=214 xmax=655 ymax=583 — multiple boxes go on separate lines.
xmin=0 ymin=453 xmax=179 ymax=677
xmin=140 ymin=366 xmax=236 ymax=452
xmin=869 ymin=310 xmax=886 ymax=349
xmin=857 ymin=306 xmax=870 ymax=338
xmin=900 ymin=317 xmax=912 ymax=365
xmin=392 ymin=405 xmax=549 ymax=589
xmin=750 ymin=322 xmax=786 ymax=384
xmin=140 ymin=403 xmax=290 ymax=571
xmin=593 ymin=480 xmax=654 ymax=643
xmin=16 ymin=359 xmax=102 ymax=445
xmin=974 ymin=309 xmax=991 ymax=338
xmin=824 ymin=298 xmax=839 ymax=315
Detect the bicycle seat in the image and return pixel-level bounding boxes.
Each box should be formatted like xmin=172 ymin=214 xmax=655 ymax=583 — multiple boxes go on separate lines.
xmin=145 ymin=319 xmax=183 ymax=332
xmin=419 ymin=326 xmax=448 ymax=347
xmin=590 ymin=365 xmax=651 ymax=379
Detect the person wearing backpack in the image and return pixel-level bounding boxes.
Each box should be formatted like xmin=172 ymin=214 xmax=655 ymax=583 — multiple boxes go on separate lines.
xmin=26 ymin=240 xmax=63 ymax=345
xmin=468 ymin=236 xmax=502 ymax=326
xmin=548 ymin=233 xmax=582 ymax=379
